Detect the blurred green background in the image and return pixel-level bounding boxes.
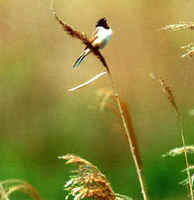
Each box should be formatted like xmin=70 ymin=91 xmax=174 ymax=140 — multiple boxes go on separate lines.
xmin=1 ymin=0 xmax=194 ymax=199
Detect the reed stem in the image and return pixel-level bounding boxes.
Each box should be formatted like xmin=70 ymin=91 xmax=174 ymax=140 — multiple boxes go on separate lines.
xmin=179 ymin=117 xmax=193 ymax=200
xmin=108 ymin=74 xmax=149 ymax=200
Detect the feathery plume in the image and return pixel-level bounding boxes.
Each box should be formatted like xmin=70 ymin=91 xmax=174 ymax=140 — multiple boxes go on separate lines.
xmin=96 ymin=88 xmax=114 ymax=111
xmin=96 ymin=89 xmax=143 ymax=170
xmin=150 ymin=73 xmax=179 ymax=116
xmin=163 ymin=146 xmax=194 ymax=157
xmin=181 ymin=43 xmax=194 ymax=58
xmin=160 ymin=21 xmax=194 ymax=32
xmin=59 ymin=154 xmax=115 ymax=200
xmin=59 ymin=154 xmax=133 ymax=200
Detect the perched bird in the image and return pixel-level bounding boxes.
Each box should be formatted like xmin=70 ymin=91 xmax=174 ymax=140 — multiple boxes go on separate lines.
xmin=73 ymin=18 xmax=112 ymax=69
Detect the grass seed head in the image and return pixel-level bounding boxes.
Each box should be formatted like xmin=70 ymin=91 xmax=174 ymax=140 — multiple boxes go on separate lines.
xmin=163 ymin=146 xmax=194 ymax=157
xmin=161 ymin=22 xmax=194 ymax=31
xmin=59 ymin=154 xmax=116 ymax=200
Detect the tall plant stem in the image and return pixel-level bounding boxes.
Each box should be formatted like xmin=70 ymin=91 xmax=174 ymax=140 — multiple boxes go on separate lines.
xmin=108 ymin=74 xmax=149 ymax=200
xmin=153 ymin=74 xmax=193 ymax=200
xmin=179 ymin=116 xmax=193 ymax=200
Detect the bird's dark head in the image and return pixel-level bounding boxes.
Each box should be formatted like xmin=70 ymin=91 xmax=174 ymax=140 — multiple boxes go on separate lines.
xmin=96 ymin=18 xmax=109 ymax=29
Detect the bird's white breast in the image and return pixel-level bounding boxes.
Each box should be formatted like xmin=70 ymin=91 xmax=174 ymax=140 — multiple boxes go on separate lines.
xmin=93 ymin=27 xmax=112 ymax=49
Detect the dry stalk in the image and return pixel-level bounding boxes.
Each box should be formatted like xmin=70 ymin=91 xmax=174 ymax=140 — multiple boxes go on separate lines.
xmin=0 ymin=179 xmax=41 ymax=200
xmin=97 ymin=87 xmax=142 ymax=168
xmin=96 ymin=70 xmax=148 ymax=199
xmin=111 ymin=87 xmax=148 ymax=200
xmin=151 ymin=73 xmax=193 ymax=200
xmin=179 ymin=118 xmax=194 ymax=200
xmin=50 ymin=0 xmax=149 ymax=198
xmin=50 ymin=3 xmax=110 ymax=73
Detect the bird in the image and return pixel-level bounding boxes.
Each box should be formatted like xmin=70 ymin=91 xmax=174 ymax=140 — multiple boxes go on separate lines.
xmin=73 ymin=17 xmax=112 ymax=69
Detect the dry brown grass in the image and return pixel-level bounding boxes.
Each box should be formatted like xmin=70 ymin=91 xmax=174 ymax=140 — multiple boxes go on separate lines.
xmin=50 ymin=0 xmax=149 ymax=198
xmin=3 ymin=2 xmax=194 ymax=200
xmin=59 ymin=154 xmax=132 ymax=200
xmin=151 ymin=72 xmax=193 ymax=200
xmin=0 ymin=179 xmax=41 ymax=200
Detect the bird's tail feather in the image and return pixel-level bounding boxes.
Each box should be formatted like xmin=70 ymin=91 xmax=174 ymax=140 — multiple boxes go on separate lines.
xmin=73 ymin=48 xmax=90 ymax=69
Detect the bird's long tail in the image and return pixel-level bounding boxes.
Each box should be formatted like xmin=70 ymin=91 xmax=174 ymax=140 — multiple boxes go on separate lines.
xmin=73 ymin=48 xmax=90 ymax=69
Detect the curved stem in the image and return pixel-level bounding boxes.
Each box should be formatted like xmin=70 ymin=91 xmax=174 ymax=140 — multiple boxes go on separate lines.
xmin=108 ymin=73 xmax=149 ymax=200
